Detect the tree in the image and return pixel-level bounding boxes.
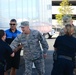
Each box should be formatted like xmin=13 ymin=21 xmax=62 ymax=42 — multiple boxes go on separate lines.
xmin=55 ymin=0 xmax=73 ymax=26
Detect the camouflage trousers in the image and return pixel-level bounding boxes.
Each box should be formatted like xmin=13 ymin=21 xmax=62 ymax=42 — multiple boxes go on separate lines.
xmin=23 ymin=58 xmax=45 ymax=75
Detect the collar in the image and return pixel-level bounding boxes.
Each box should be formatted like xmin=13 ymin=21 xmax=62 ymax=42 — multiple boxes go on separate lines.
xmin=9 ymin=28 xmax=17 ymax=33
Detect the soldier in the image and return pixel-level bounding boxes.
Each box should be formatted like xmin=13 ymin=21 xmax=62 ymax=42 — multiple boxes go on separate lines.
xmin=10 ymin=21 xmax=49 ymax=75
xmin=59 ymin=15 xmax=76 ymax=37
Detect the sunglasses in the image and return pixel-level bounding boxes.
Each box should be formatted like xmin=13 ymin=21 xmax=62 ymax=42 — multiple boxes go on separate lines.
xmin=10 ymin=24 xmax=16 ymax=26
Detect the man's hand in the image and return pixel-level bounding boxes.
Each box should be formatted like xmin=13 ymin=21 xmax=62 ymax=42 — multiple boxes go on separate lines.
xmin=13 ymin=45 xmax=22 ymax=53
xmin=18 ymin=45 xmax=22 ymax=49
xmin=43 ymin=53 xmax=47 ymax=59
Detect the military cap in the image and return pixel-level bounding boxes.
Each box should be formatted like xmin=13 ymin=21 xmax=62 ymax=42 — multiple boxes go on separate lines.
xmin=20 ymin=21 xmax=29 ymax=27
xmin=62 ymin=15 xmax=72 ymax=26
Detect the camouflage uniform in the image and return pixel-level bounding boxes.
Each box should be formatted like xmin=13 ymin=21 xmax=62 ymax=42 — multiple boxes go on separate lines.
xmin=59 ymin=15 xmax=76 ymax=37
xmin=10 ymin=29 xmax=49 ymax=75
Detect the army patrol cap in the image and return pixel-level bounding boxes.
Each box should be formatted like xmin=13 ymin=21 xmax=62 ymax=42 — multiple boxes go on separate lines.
xmin=62 ymin=15 xmax=72 ymax=26
xmin=20 ymin=21 xmax=29 ymax=27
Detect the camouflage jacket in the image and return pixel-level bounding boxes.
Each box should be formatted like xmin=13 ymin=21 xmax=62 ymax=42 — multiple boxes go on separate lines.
xmin=10 ymin=29 xmax=49 ymax=60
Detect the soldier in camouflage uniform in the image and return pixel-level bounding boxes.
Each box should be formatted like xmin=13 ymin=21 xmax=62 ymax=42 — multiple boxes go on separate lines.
xmin=59 ymin=15 xmax=76 ymax=37
xmin=10 ymin=21 xmax=49 ymax=75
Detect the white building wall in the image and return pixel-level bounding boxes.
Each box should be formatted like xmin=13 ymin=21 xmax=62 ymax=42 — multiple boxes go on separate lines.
xmin=52 ymin=6 xmax=76 ymax=26
xmin=52 ymin=6 xmax=76 ymax=14
xmin=0 ymin=0 xmax=52 ymax=28
xmin=52 ymin=0 xmax=76 ymax=1
xmin=39 ymin=0 xmax=52 ymax=23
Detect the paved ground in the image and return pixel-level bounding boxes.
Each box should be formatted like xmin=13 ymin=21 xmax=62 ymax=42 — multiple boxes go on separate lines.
xmin=16 ymin=50 xmax=54 ymax=75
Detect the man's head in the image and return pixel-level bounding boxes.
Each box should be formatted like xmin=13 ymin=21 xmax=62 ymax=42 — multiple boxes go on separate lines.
xmin=20 ymin=21 xmax=30 ymax=34
xmin=9 ymin=19 xmax=17 ymax=30
xmin=62 ymin=15 xmax=73 ymax=26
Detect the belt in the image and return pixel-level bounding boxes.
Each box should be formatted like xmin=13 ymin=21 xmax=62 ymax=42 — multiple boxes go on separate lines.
xmin=58 ymin=55 xmax=72 ymax=61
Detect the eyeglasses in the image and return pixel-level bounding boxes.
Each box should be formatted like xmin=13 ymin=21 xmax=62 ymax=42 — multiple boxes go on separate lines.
xmin=10 ymin=24 xmax=16 ymax=26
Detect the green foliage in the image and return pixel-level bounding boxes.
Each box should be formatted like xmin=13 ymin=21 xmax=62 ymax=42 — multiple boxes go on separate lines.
xmin=55 ymin=0 xmax=73 ymax=25
xmin=55 ymin=14 xmax=63 ymax=25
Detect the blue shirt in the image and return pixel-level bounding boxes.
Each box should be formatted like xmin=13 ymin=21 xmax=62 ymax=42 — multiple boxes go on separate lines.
xmin=5 ymin=29 xmax=21 ymax=44
xmin=54 ymin=35 xmax=76 ymax=58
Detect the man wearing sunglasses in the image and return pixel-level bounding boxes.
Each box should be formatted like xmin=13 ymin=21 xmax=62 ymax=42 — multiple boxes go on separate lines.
xmin=4 ymin=19 xmax=21 ymax=75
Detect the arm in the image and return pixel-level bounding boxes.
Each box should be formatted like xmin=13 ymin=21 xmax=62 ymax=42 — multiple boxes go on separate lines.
xmin=5 ymin=43 xmax=15 ymax=57
xmin=53 ymin=47 xmax=58 ymax=61
xmin=10 ymin=34 xmax=21 ymax=50
xmin=53 ymin=37 xmax=59 ymax=59
xmin=38 ymin=32 xmax=49 ymax=58
xmin=53 ymin=36 xmax=59 ymax=50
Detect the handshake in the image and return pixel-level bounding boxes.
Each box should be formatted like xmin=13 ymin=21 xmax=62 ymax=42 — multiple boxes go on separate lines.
xmin=13 ymin=44 xmax=22 ymax=53
xmin=11 ymin=44 xmax=22 ymax=57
